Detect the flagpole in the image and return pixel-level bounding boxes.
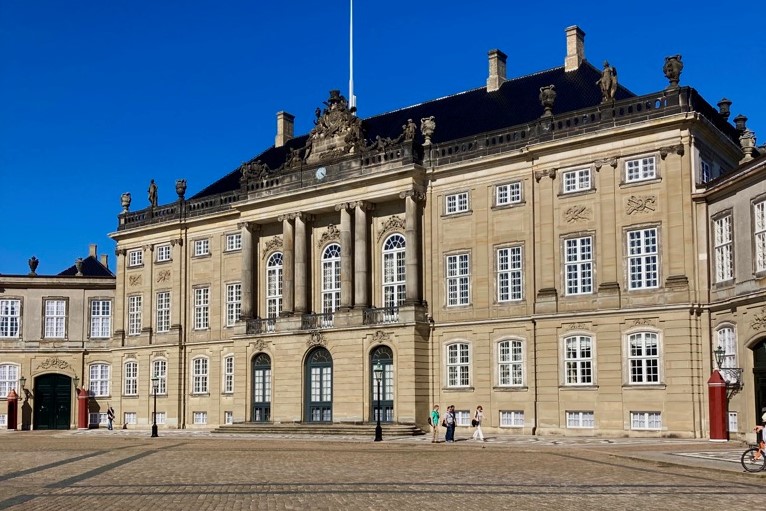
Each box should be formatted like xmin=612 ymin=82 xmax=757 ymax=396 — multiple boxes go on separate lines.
xmin=349 ymin=0 xmax=356 ymax=111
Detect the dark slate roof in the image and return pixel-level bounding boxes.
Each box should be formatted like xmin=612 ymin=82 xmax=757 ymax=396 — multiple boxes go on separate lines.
xmin=58 ymin=256 xmax=115 ymax=278
xmin=192 ymin=62 xmax=634 ymax=199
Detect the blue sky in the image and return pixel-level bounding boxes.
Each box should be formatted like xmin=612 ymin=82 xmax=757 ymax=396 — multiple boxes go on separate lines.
xmin=1 ymin=1 xmax=763 ymax=275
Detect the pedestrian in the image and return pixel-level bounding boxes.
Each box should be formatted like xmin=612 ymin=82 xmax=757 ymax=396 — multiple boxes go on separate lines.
xmin=107 ymin=406 xmax=115 ymax=430
xmin=472 ymin=405 xmax=485 ymax=442
xmin=444 ymin=405 xmax=456 ymax=443
xmin=429 ymin=405 xmax=440 ymax=443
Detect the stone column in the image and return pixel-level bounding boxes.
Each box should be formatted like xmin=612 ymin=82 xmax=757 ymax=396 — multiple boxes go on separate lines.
xmin=279 ymin=214 xmax=295 ymax=315
xmin=237 ymin=222 xmax=258 ymax=320
xmin=336 ymin=203 xmax=353 ymax=310
xmin=354 ymin=201 xmax=373 ymax=308
xmin=294 ymin=213 xmax=310 ymax=314
xmin=400 ymin=189 xmax=424 ymax=304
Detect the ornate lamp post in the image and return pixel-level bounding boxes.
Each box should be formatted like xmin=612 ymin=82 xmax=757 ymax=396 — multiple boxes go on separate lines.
xmin=714 ymin=345 xmax=726 ymax=370
xmin=151 ymin=377 xmax=159 ymax=438
xmin=373 ymin=363 xmax=383 ymax=442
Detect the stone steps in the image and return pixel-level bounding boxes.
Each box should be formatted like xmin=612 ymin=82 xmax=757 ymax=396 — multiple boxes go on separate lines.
xmin=213 ymin=422 xmax=426 ymax=436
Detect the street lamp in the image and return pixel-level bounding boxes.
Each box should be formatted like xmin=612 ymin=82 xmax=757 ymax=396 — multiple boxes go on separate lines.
xmin=373 ymin=363 xmax=383 ymax=442
xmin=18 ymin=376 xmax=26 ymax=391
xmin=714 ymin=345 xmax=726 ymax=369
xmin=151 ymin=376 xmax=159 ymax=438
xmin=73 ymin=376 xmax=79 ymax=390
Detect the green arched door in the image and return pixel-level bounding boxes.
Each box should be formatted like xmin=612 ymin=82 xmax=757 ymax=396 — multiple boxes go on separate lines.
xmin=251 ymin=353 xmax=271 ymax=422
xmin=34 ymin=374 xmax=72 ymax=430
xmin=371 ymin=346 xmax=394 ymax=422
xmin=305 ymin=348 xmax=332 ymax=422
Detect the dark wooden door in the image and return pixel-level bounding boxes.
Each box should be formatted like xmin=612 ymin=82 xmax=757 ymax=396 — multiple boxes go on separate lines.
xmin=34 ymin=374 xmax=71 ymax=430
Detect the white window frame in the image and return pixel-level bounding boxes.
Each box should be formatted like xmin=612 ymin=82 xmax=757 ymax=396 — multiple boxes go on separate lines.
xmin=714 ymin=214 xmax=734 ymax=283
xmin=155 ymin=411 xmax=166 ymax=425
xmin=445 ymin=192 xmax=469 ymax=214
xmin=128 ymin=249 xmax=143 ymax=267
xmin=124 ymin=361 xmax=138 ymax=396
xmin=224 ymin=411 xmax=234 ymax=425
xmin=562 ymin=168 xmax=591 ymax=193
xmin=124 ymin=412 xmax=137 ymax=425
xmin=627 ymin=331 xmax=660 ymax=384
xmin=446 ymin=253 xmax=470 ymax=306
xmin=225 ymin=283 xmax=242 ymax=327
xmin=700 ymin=159 xmax=712 ymax=183
xmin=630 ymin=411 xmax=662 ymax=430
xmin=89 ymin=363 xmax=110 ymax=397
xmin=266 ymin=252 xmax=283 ymax=320
xmin=498 ymin=339 xmax=523 ymax=387
xmin=152 ymin=359 xmax=167 ymax=395
xmin=156 ymin=244 xmax=171 ymax=262
xmin=194 ymin=239 xmax=210 ymax=257
xmin=755 ymin=200 xmax=766 ymax=273
xmin=564 ymin=236 xmax=593 ymax=295
xmin=156 ymin=291 xmax=171 ymax=333
xmin=321 ymin=244 xmax=341 ymax=315
xmin=0 ymin=364 xmax=19 ymax=397
xmin=382 ymin=234 xmax=406 ymax=310
xmin=454 ymin=410 xmax=471 ymax=426
xmin=193 ymin=411 xmax=207 ymax=425
xmin=194 ymin=287 xmax=210 ymax=330
xmin=225 ymin=233 xmax=242 ymax=252
xmin=89 ymin=412 xmax=107 ymax=426
xmin=0 ymin=299 xmax=21 ymax=338
xmin=564 ymin=335 xmax=593 ymax=386
xmin=500 ymin=410 xmax=525 ymax=428
xmin=728 ymin=411 xmax=738 ymax=433
xmin=627 ymin=227 xmax=659 ymax=290
xmin=90 ymin=299 xmax=111 ymax=339
xmin=128 ymin=295 xmax=142 ymax=335
xmin=625 ymin=156 xmax=656 ymax=183
xmin=497 ymin=246 xmax=523 ymax=302
xmin=44 ymin=299 xmax=66 ymax=339
xmin=717 ymin=326 xmax=737 ymax=381
xmin=496 ymin=182 xmax=522 ymax=206
xmin=192 ymin=357 xmax=208 ymax=394
xmin=566 ymin=411 xmax=595 ymax=429
xmin=0 ymin=414 xmax=6 ymax=427
xmin=223 ymin=355 xmax=234 ymax=394
xmin=446 ymin=342 xmax=470 ymax=387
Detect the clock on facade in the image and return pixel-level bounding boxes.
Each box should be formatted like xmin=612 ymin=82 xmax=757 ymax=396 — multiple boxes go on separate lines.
xmin=315 ymin=167 xmax=327 ymax=180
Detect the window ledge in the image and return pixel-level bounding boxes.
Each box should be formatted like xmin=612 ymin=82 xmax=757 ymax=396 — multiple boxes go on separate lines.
xmin=441 ymin=210 xmax=473 ymax=219
xmin=442 ymin=386 xmax=475 ymax=392
xmin=190 ymin=393 xmax=210 ymax=397
xmin=559 ymin=385 xmax=599 ymax=391
xmin=223 ymin=249 xmax=242 ymax=254
xmin=558 ymin=188 xmax=596 ymax=199
xmin=192 ymin=253 xmax=212 ymax=259
xmin=493 ymin=386 xmax=528 ymax=392
xmin=620 ymin=177 xmax=662 ymax=188
xmin=155 ymin=259 xmax=172 ymax=265
xmin=622 ymin=384 xmax=667 ymax=390
xmin=122 ymin=395 xmax=139 ymax=399
xmin=491 ymin=201 xmax=526 ymax=211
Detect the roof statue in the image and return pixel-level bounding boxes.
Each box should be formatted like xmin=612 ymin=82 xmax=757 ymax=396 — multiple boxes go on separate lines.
xmin=240 ymin=160 xmax=271 ymax=182
xmin=28 ymin=256 xmax=39 ymax=276
xmin=121 ymin=192 xmax=131 ymax=212
xmin=148 ymin=179 xmax=158 ymax=208
xmin=663 ymin=55 xmax=683 ymax=89
xmin=304 ymin=90 xmax=366 ymax=164
xmin=539 ymin=85 xmax=557 ymax=117
xmin=597 ymin=61 xmax=618 ymax=103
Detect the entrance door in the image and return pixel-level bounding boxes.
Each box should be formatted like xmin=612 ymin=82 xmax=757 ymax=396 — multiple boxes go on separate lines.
xmin=251 ymin=353 xmax=271 ymax=422
xmin=753 ymin=340 xmax=766 ymax=421
xmin=371 ymin=346 xmax=394 ymax=422
xmin=305 ymin=348 xmax=332 ymax=422
xmin=34 ymin=374 xmax=72 ymax=430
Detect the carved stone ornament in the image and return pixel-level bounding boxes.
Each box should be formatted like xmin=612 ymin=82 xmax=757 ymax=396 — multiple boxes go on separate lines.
xmin=240 ymin=160 xmax=271 ymax=182
xmin=75 ymin=258 xmax=83 ymax=276
xmin=28 ymin=256 xmax=39 ymax=276
xmin=597 ymin=61 xmax=618 ymax=103
xmin=252 ymin=339 xmax=268 ymax=352
xmin=565 ymin=205 xmax=592 ymax=223
xmin=121 ymin=192 xmax=131 ymax=212
xmin=594 ymin=157 xmax=618 ymax=171
xmin=304 ymin=90 xmax=365 ymax=163
xmin=377 ymin=215 xmax=406 ymax=241
xmin=626 ymin=195 xmax=657 ymax=215
xmin=659 ymin=144 xmax=685 ymax=159
xmin=663 ymin=54 xmax=683 ymax=89
xmin=157 ymin=269 xmax=171 ymax=283
xmin=175 ymin=179 xmax=187 ymax=200
xmin=36 ymin=357 xmax=70 ymax=370
xmin=129 ymin=275 xmax=142 ymax=286
xmin=539 ymin=85 xmax=556 ymax=117
xmin=151 ymin=350 xmax=168 ymax=359
xmin=306 ymin=331 xmax=327 ymax=347
xmin=534 ymin=169 xmax=557 ymax=182
xmin=399 ymin=189 xmax=425 ymax=202
xmin=563 ymin=323 xmax=589 ymax=331
xmin=420 ymin=116 xmax=436 ymax=145
xmin=631 ymin=318 xmax=656 ymax=328
xmin=318 ymin=224 xmax=341 ymax=247
xmin=372 ymin=330 xmax=391 ymax=344
xmin=262 ymin=237 xmax=283 ymax=258
xmin=751 ymin=308 xmax=766 ymax=331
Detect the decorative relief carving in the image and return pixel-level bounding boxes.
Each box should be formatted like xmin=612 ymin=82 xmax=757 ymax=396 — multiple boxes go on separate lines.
xmin=151 ymin=351 xmax=168 ymax=359
xmin=659 ymin=144 xmax=685 ymax=159
xmin=372 ymin=330 xmax=391 ymax=343
xmin=306 ymin=331 xmax=327 ymax=347
xmin=752 ymin=308 xmax=766 ymax=331
xmin=565 ymin=205 xmax=591 ymax=223
xmin=251 ymin=339 xmax=268 ymax=352
xmin=157 ymin=270 xmax=171 ymax=283
xmin=129 ymin=275 xmax=142 ymax=286
xmin=36 ymin=357 xmax=70 ymax=370
xmin=534 ymin=169 xmax=557 ymax=182
xmin=563 ymin=322 xmax=589 ymax=331
xmin=626 ymin=195 xmax=657 ymax=215
xmin=237 ymin=221 xmax=260 ymax=233
xmin=377 ymin=216 xmax=406 ymax=241
xmin=124 ymin=352 xmax=137 ymax=360
xmin=630 ymin=318 xmax=656 ymax=327
xmin=318 ymin=224 xmax=341 ymax=247
xmin=594 ymin=157 xmax=618 ymax=171
xmin=170 ymin=238 xmax=183 ymax=247
xmin=262 ymin=237 xmax=283 ymax=257
xmin=398 ymin=189 xmax=425 ymax=201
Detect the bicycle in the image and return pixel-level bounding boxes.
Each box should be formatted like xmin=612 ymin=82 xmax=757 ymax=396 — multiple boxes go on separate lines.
xmin=741 ymin=444 xmax=766 ymax=472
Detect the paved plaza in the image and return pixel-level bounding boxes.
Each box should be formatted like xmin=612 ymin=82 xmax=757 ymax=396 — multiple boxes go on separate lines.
xmin=1 ymin=430 xmax=765 ymax=510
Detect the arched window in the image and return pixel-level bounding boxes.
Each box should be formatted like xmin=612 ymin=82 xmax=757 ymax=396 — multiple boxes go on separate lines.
xmin=383 ymin=234 xmax=406 ymax=309
xmin=717 ymin=326 xmax=737 ymax=382
xmin=564 ymin=335 xmax=593 ymax=385
xmin=266 ymin=252 xmax=283 ymax=319
xmin=322 ymin=244 xmax=341 ymax=314
xmin=123 ymin=361 xmax=138 ymax=396
xmin=498 ymin=340 xmax=523 ymax=386
xmin=89 ymin=363 xmax=110 ymax=397
xmin=446 ymin=342 xmax=470 ymax=387
xmin=628 ymin=332 xmax=659 ymax=384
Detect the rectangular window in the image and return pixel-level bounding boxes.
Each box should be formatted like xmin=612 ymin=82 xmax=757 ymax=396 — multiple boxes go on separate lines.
xmin=44 ymin=299 xmax=66 ymax=338
xmin=89 ymin=412 xmax=107 ymax=426
xmin=445 ymin=192 xmax=469 ymax=214
xmin=124 ymin=361 xmax=138 ymax=395
xmin=223 ymin=356 xmax=234 ymax=394
xmin=700 ymin=159 xmax=712 ymax=183
xmin=454 ymin=410 xmax=470 ymax=426
xmin=447 ymin=343 xmax=470 ymax=387
xmin=128 ymin=295 xmax=142 ymax=335
xmin=225 ymin=283 xmax=242 ymax=327
xmin=156 ymin=244 xmax=171 ymax=262
xmin=755 ymin=201 xmax=766 ymax=273
xmin=0 ymin=414 xmax=6 ymax=427
xmin=728 ymin=411 xmax=738 ymax=433
xmin=194 ymin=287 xmax=210 ymax=330
xmin=192 ymin=358 xmax=208 ymax=394
xmin=128 ymin=249 xmax=143 ymax=267
xmin=224 ymin=411 xmax=234 ymax=425
xmin=194 ymin=239 xmax=210 ymax=257
xmin=155 ymin=411 xmax=166 ymax=425
xmin=500 ymin=410 xmax=525 ymax=428
xmin=497 ymin=246 xmax=523 ymax=302
xmin=496 ymin=182 xmax=522 ymax=206
xmin=565 ymin=236 xmax=593 ymax=295
xmin=152 ymin=359 xmax=167 ymax=395
xmin=627 ymin=227 xmax=659 ymax=289
xmin=226 ymin=233 xmax=242 ymax=252
xmin=0 ymin=299 xmax=21 ymax=338
xmin=90 ymin=300 xmax=111 ymax=338
xmin=124 ymin=412 xmax=137 ymax=425
xmin=566 ymin=411 xmax=594 ymax=428
xmin=193 ymin=411 xmax=207 ymax=425
xmin=156 ymin=292 xmax=171 ymax=333
xmin=565 ymin=335 xmax=593 ymax=385
xmin=628 ymin=332 xmax=659 ymax=384
xmin=625 ymin=156 xmax=656 ymax=182
xmin=714 ymin=215 xmax=733 ymax=282
xmin=630 ymin=411 xmax=662 ymax=430
xmin=446 ymin=253 xmax=470 ymax=306
xmin=0 ymin=364 xmax=19 ymax=397
xmin=89 ymin=364 xmax=110 ymax=397
xmin=498 ymin=340 xmax=523 ymax=386
xmin=562 ymin=168 xmax=591 ymax=193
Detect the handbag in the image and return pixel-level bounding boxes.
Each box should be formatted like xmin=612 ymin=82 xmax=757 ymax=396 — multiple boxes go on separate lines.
xmin=441 ymin=420 xmax=447 ymax=427
xmin=471 ymin=419 xmax=478 ymax=427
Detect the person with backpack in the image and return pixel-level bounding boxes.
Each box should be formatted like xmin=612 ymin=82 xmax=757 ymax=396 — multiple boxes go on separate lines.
xmin=429 ymin=405 xmax=440 ymax=443
xmin=444 ymin=405 xmax=456 ymax=443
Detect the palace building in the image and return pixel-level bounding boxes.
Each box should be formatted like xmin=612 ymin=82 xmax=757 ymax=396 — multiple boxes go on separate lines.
xmin=2 ymin=25 xmax=763 ymax=438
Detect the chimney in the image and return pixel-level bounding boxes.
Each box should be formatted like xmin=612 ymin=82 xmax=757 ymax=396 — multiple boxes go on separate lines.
xmin=564 ymin=25 xmax=585 ymax=72
xmin=88 ymin=244 xmax=97 ymax=258
xmin=486 ymin=49 xmax=508 ymax=92
xmin=275 ymin=111 xmax=295 ymax=148
xmin=100 ymin=254 xmax=109 ymax=269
